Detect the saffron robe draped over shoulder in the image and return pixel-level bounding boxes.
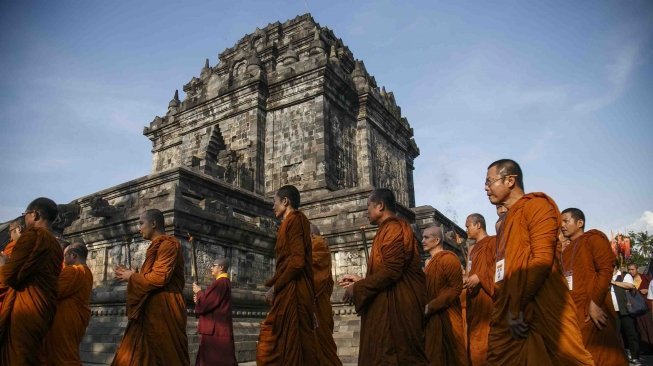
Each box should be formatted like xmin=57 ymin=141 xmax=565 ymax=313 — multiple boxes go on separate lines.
xmin=424 ymin=250 xmax=467 ymax=366
xmin=256 ymin=210 xmax=319 ymax=366
xmin=43 ymin=263 xmax=94 ymax=365
xmin=561 ymin=230 xmax=628 ymax=366
xmin=353 ymin=217 xmax=428 ymax=366
xmin=111 ymin=235 xmax=189 ymax=366
xmin=487 ymin=193 xmax=594 ymax=366
xmin=467 ymin=235 xmax=496 ymax=366
xmin=311 ymin=235 xmax=342 ymax=366
xmin=0 ymin=227 xmax=63 ymax=366
xmin=195 ymin=276 xmax=237 ymax=366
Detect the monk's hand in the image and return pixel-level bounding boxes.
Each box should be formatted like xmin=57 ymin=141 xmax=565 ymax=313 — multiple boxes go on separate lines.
xmin=342 ymin=284 xmax=354 ymax=304
xmin=114 ymin=265 xmax=134 ymax=282
xmin=586 ymin=300 xmax=608 ymax=330
xmin=338 ymin=274 xmax=362 ymax=288
xmin=464 ymin=274 xmax=480 ymax=289
xmin=265 ymin=286 xmax=275 ymax=305
xmin=192 ymin=282 xmax=201 ymax=294
xmin=508 ymin=311 xmax=529 ymax=339
xmin=193 ymin=294 xmax=198 ymax=304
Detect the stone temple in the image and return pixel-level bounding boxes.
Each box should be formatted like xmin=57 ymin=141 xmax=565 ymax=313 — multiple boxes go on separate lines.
xmin=4 ymin=14 xmax=466 ymax=364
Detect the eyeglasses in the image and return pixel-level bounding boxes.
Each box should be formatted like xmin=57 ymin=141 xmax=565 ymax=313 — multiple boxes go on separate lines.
xmin=484 ymin=175 xmax=518 ymax=187
xmin=21 ymin=210 xmax=35 ymax=217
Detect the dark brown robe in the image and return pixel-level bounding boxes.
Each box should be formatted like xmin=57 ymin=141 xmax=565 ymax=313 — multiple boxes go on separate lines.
xmin=467 ymin=235 xmax=496 ymax=366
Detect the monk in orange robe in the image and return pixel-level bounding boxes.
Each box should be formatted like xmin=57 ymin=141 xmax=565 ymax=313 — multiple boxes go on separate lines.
xmin=560 ymin=208 xmax=628 ymax=366
xmin=0 ymin=217 xmax=24 ymax=307
xmin=43 ymin=243 xmax=94 ymax=365
xmin=484 ymin=159 xmax=593 ymax=365
xmin=423 ymin=225 xmax=467 ymax=366
xmin=0 ymin=197 xmax=64 ymax=365
xmin=112 ymin=209 xmax=189 ymax=366
xmin=340 ymin=188 xmax=428 ymax=366
xmin=256 ymin=185 xmax=319 ymax=366
xmin=464 ymin=213 xmax=496 ymax=366
xmin=310 ymin=224 xmax=342 ymax=366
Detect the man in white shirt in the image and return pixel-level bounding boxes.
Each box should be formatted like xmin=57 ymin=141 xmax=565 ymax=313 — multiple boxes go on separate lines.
xmin=612 ymin=264 xmax=641 ymax=364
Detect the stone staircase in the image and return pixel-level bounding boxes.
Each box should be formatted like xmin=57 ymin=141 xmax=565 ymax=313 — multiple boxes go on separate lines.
xmin=81 ymin=307 xmax=361 ymax=365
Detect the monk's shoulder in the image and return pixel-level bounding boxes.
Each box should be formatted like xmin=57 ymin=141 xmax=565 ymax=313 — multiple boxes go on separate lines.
xmin=581 ymin=229 xmax=610 ymax=249
xmin=440 ymin=251 xmax=462 ymax=268
xmin=157 ymin=235 xmax=181 ymax=253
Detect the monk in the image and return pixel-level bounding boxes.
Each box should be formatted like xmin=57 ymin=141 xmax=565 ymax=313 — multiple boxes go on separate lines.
xmin=310 ymin=224 xmax=342 ymax=366
xmin=484 ymin=159 xmax=594 ymax=365
xmin=0 ymin=197 xmax=64 ymax=365
xmin=112 ymin=209 xmax=189 ymax=366
xmin=560 ymin=208 xmax=628 ymax=365
xmin=256 ymin=185 xmax=319 ymax=366
xmin=463 ymin=213 xmax=496 ymax=366
xmin=43 ymin=243 xmax=94 ymax=365
xmin=192 ymin=258 xmax=237 ymax=366
xmin=0 ymin=217 xmax=24 ymax=307
xmin=340 ymin=188 xmax=428 ymax=366
xmin=423 ymin=225 xmax=467 ymax=366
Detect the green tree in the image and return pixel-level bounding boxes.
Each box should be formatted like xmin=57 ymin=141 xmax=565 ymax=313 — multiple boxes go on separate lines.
xmin=627 ymin=230 xmax=653 ymax=269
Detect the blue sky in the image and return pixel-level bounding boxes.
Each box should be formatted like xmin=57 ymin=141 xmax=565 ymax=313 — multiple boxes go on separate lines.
xmin=1 ymin=1 xmax=652 ymax=235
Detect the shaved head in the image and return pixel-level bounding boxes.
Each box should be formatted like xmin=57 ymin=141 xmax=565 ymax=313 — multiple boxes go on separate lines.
xmin=488 ymin=159 xmax=524 ymax=190
xmin=423 ymin=225 xmax=444 ymax=243
xmin=467 ymin=213 xmax=486 ymax=231
xmin=213 ymin=257 xmax=230 ymax=271
xmin=561 ymin=208 xmax=585 ymax=229
xmin=26 ymin=197 xmax=59 ymax=223
xmin=66 ymin=243 xmax=88 ymax=260
xmin=369 ymin=188 xmax=397 ymax=213
xmin=143 ymin=209 xmax=165 ymax=230
xmin=310 ymin=223 xmax=321 ymax=236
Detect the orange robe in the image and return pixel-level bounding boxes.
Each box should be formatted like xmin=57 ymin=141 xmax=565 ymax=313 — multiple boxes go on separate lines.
xmin=353 ymin=217 xmax=428 ymax=366
xmin=0 ymin=240 xmax=17 ymax=307
xmin=43 ymin=264 xmax=94 ymax=365
xmin=111 ymin=235 xmax=189 ymax=366
xmin=487 ymin=193 xmax=594 ymax=365
xmin=467 ymin=235 xmax=496 ymax=366
xmin=256 ymin=210 xmax=319 ymax=366
xmin=425 ymin=250 xmax=467 ymax=366
xmin=561 ymin=230 xmax=628 ymax=366
xmin=0 ymin=227 xmax=63 ymax=365
xmin=311 ymin=235 xmax=342 ymax=366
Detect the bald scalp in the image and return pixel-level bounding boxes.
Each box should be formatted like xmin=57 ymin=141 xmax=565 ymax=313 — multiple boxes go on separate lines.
xmin=310 ymin=223 xmax=321 ymax=236
xmin=143 ymin=209 xmax=165 ymax=230
xmin=488 ymin=159 xmax=524 ymax=191
xmin=561 ymin=208 xmax=585 ymax=229
xmin=423 ymin=224 xmax=444 ymax=243
xmin=467 ymin=213 xmax=486 ymax=231
xmin=66 ymin=243 xmax=89 ymax=260
xmin=26 ymin=197 xmax=58 ymax=223
xmin=369 ymin=188 xmax=397 ymax=213
xmin=214 ymin=257 xmax=230 ymax=271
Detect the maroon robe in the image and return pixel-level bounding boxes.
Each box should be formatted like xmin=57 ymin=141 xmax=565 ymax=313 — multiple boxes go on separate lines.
xmin=195 ymin=276 xmax=237 ymax=366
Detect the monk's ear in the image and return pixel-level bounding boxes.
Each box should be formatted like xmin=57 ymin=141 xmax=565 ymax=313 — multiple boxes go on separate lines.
xmin=505 ymin=175 xmax=516 ymax=189
xmin=577 ymin=219 xmax=584 ymax=229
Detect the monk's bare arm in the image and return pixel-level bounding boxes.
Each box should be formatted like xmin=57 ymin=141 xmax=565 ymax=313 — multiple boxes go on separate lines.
xmin=270 ymin=215 xmax=307 ymax=292
xmin=590 ymin=233 xmax=616 ymax=307
xmin=427 ymin=255 xmax=463 ymax=313
xmin=520 ymin=200 xmax=558 ymax=309
xmin=353 ymin=227 xmax=405 ymax=311
xmin=131 ymin=239 xmax=178 ymax=290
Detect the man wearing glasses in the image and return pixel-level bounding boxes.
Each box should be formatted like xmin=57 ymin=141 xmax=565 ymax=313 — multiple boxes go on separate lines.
xmin=483 ymin=159 xmax=593 ymax=365
xmin=0 ymin=197 xmax=64 ymax=365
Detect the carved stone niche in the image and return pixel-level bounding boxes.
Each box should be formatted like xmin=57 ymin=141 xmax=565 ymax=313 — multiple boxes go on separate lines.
xmin=52 ymin=203 xmax=81 ymax=235
xmin=89 ymin=196 xmax=118 ymax=218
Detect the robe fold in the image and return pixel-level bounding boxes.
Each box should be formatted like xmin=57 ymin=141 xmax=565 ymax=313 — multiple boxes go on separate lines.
xmin=561 ymin=230 xmax=628 ymax=366
xmin=256 ymin=210 xmax=319 ymax=366
xmin=487 ymin=193 xmax=594 ymax=366
xmin=195 ymin=276 xmax=237 ymax=366
xmin=111 ymin=235 xmax=189 ymax=366
xmin=353 ymin=216 xmax=428 ymax=366
xmin=311 ymin=235 xmax=342 ymax=366
xmin=425 ymin=250 xmax=467 ymax=366
xmin=467 ymin=235 xmax=496 ymax=366
xmin=0 ymin=227 xmax=63 ymax=366
xmin=43 ymin=263 xmax=94 ymax=366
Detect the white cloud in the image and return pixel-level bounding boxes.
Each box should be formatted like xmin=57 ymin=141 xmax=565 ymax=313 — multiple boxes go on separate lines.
xmin=622 ymin=211 xmax=653 ymax=233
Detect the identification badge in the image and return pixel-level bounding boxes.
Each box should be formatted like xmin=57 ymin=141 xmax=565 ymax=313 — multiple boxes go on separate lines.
xmin=495 ymin=259 xmax=505 ymax=283
xmin=565 ymin=272 xmax=573 ymax=291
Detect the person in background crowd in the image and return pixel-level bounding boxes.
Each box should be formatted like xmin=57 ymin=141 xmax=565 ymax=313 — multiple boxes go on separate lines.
xmin=612 ymin=263 xmax=643 ymax=364
xmin=628 ymin=263 xmax=653 ymax=355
